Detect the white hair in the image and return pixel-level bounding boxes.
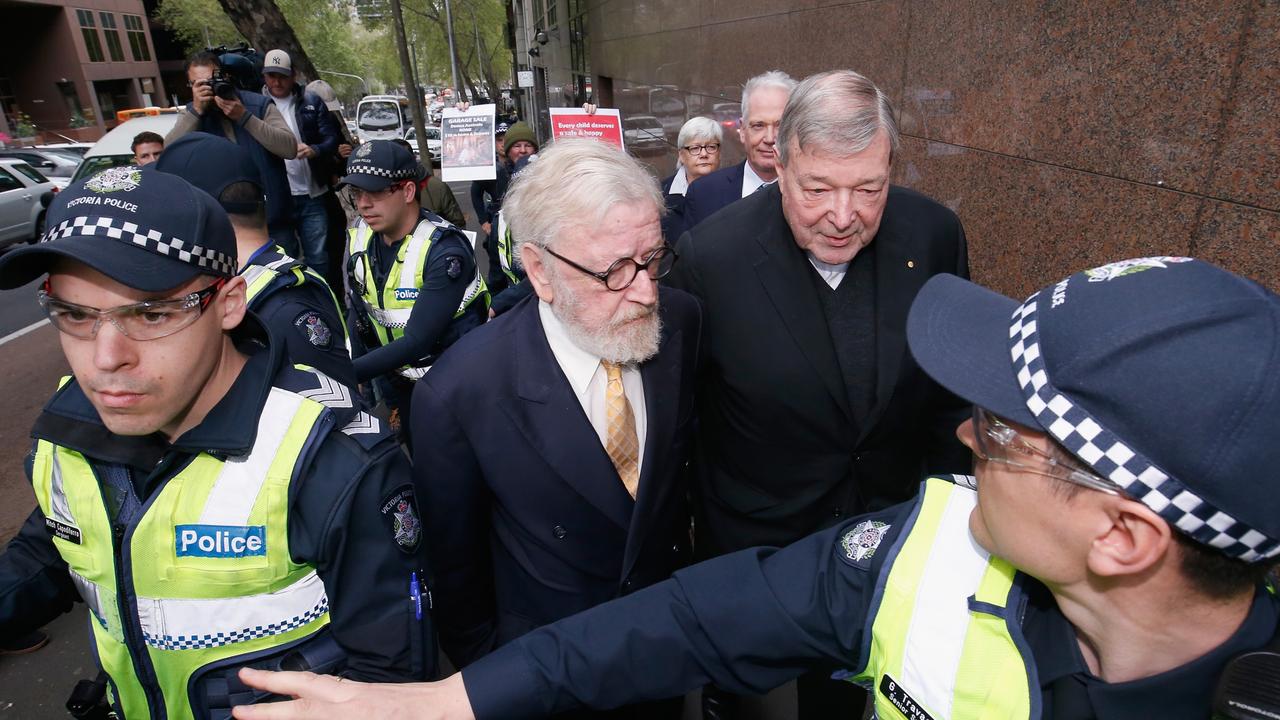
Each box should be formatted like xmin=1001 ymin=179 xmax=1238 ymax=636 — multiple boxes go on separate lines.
xmin=740 ymin=70 xmax=797 ymax=122
xmin=776 ymin=69 xmax=899 ymax=165
xmin=503 ymin=137 xmax=665 ymax=255
xmin=677 ymin=116 xmax=723 ymax=149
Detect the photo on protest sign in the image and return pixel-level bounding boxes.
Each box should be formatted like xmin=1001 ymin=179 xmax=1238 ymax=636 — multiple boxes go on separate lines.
xmin=548 ymin=108 xmax=624 ymax=151
xmin=441 ymin=104 xmax=497 ymax=182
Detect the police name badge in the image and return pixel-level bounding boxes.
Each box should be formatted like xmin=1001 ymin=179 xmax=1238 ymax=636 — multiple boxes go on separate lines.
xmin=381 ymin=486 xmax=421 ymax=554
xmin=839 ymin=520 xmax=890 ymax=569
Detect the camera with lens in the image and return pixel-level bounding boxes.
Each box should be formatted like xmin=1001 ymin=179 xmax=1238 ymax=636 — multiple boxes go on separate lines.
xmin=209 ymin=69 xmax=238 ymax=101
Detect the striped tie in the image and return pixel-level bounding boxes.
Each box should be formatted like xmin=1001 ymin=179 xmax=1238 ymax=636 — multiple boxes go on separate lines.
xmin=602 ymin=360 xmax=639 ymax=498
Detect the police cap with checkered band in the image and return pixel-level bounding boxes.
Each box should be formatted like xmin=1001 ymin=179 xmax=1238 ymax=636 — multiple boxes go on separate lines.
xmin=339 ymin=140 xmax=419 ymax=192
xmin=906 ymin=257 xmax=1280 ymax=563
xmin=0 ymin=166 xmax=237 ymax=292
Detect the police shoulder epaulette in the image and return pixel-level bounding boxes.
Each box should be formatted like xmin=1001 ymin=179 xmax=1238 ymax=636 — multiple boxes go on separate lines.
xmin=340 ymin=411 xmax=382 ymax=437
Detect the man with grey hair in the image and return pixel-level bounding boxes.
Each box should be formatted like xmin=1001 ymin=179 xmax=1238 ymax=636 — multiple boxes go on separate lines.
xmin=667 ymin=68 xmax=972 ymax=718
xmin=681 ymin=70 xmax=797 ymax=232
xmin=408 ymin=138 xmax=702 ymax=718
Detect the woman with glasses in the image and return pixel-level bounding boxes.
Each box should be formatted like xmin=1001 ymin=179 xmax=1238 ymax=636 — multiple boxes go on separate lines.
xmin=660 ymin=116 xmax=724 ymax=242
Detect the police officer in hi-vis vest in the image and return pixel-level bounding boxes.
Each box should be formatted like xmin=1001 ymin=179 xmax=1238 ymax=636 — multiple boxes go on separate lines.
xmin=0 ymin=168 xmax=436 ymax=720
xmin=234 ymin=256 xmax=1280 ymax=720
xmin=154 ymin=132 xmax=354 ymax=386
xmin=343 ymin=140 xmax=488 ymax=444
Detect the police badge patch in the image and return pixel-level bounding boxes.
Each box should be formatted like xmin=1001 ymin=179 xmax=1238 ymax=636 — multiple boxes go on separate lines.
xmin=86 ymin=167 xmax=142 ymax=193
xmin=839 ymin=520 xmax=891 ymax=569
xmin=293 ymin=311 xmax=333 ymax=348
xmin=381 ymin=486 xmax=421 ymax=554
xmin=445 ymin=256 xmax=462 ymax=279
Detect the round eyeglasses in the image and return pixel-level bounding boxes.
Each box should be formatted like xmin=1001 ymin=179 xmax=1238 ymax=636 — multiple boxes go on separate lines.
xmin=543 ymin=244 xmax=678 ymax=292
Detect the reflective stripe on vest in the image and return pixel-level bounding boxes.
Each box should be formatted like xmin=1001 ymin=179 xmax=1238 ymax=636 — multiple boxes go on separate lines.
xmin=495 ymin=211 xmax=521 ymax=285
xmin=347 ymin=218 xmax=487 ymax=378
xmin=242 ymin=248 xmax=349 ymax=339
xmin=32 ymin=385 xmax=332 ymax=720
xmin=852 ymin=477 xmax=1036 ymax=719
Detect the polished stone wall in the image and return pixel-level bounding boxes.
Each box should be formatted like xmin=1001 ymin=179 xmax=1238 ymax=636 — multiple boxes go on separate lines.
xmin=588 ymin=0 xmax=1279 ymax=297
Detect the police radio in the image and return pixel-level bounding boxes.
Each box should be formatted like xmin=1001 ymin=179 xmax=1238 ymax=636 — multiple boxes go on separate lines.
xmin=1212 ymin=633 xmax=1280 ymax=719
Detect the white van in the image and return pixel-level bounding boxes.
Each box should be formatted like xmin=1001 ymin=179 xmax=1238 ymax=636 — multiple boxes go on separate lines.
xmin=355 ymin=95 xmax=410 ymax=144
xmin=70 ymin=112 xmax=181 ymax=183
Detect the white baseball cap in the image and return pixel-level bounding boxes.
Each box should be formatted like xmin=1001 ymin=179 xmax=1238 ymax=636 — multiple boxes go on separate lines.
xmin=263 ymin=49 xmax=293 ymax=76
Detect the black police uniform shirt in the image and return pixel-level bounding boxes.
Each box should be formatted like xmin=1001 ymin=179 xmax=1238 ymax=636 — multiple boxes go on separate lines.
xmin=351 ymin=207 xmax=481 ymax=384
xmin=0 ymin=317 xmax=436 ymax=682
xmin=455 ymin=486 xmax=1280 ymax=719
xmin=243 ymin=243 xmax=355 ymax=387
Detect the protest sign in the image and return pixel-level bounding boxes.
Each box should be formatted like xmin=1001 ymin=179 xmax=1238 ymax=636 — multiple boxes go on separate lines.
xmin=548 ymin=107 xmax=624 ymax=150
xmin=442 ymin=104 xmax=497 ymax=182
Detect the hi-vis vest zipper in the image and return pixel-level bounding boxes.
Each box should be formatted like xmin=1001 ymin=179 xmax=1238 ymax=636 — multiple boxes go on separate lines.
xmin=31 ymin=382 xmax=334 ymax=720
xmin=850 ymin=477 xmax=1038 ymax=719
xmin=347 ymin=217 xmax=487 ymax=379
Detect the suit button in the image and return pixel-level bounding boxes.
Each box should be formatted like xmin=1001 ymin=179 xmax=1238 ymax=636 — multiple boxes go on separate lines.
xmin=552 ymin=525 xmax=567 ymax=539
xmin=622 ymin=578 xmax=633 ymax=590
xmin=672 ymin=544 xmax=681 ymax=553
xmin=833 ymin=508 xmax=843 ymax=518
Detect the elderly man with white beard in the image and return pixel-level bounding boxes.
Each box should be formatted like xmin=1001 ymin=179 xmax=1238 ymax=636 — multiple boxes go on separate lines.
xmin=408 ymin=138 xmax=702 ymax=719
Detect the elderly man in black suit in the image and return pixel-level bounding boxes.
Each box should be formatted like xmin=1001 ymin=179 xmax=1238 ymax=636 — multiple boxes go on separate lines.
xmin=681 ymin=70 xmax=796 ymax=233
xmin=411 ymin=138 xmax=700 ymax=719
xmin=667 ymin=69 xmax=972 ymax=719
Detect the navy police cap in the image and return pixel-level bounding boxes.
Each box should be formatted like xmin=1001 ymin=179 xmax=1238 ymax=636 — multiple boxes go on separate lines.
xmin=153 ymin=133 xmax=264 ymax=215
xmin=339 ymin=140 xmax=418 ymax=192
xmin=907 ymin=257 xmax=1280 ymax=563
xmin=0 ymin=166 xmax=237 ymax=292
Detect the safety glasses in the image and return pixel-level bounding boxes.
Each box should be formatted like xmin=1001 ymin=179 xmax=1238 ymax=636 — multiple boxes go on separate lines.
xmin=971 ymin=406 xmax=1122 ymax=495
xmin=38 ymin=277 xmax=226 ymax=341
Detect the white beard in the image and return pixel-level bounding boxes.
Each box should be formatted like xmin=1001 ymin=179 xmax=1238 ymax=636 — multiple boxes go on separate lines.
xmin=549 ymin=274 xmax=662 ymax=365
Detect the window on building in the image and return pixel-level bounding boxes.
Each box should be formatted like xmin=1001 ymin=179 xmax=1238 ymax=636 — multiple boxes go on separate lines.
xmin=100 ymin=12 xmax=125 ymax=62
xmin=544 ymin=0 xmax=556 ymax=29
xmin=124 ymin=15 xmax=151 ymax=62
xmin=77 ymin=9 xmax=105 ymax=63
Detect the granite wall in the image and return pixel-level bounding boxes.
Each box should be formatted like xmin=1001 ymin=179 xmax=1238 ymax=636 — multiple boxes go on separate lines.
xmin=587 ymin=0 xmax=1279 ymax=298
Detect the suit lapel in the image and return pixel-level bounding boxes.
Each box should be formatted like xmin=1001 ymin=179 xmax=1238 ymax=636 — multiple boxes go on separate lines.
xmin=501 ymin=301 xmax=634 ymax=530
xmin=751 ymin=188 xmax=853 ymax=421
xmin=621 ymin=304 xmax=683 ymax=577
xmin=859 ymin=210 xmax=914 ymax=442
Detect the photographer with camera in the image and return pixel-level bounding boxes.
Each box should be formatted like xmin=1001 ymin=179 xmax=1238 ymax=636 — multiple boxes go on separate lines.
xmin=167 ymin=49 xmax=299 ymax=251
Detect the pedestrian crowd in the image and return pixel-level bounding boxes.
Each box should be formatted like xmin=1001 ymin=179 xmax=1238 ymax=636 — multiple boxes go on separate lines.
xmin=0 ymin=60 xmax=1277 ymax=720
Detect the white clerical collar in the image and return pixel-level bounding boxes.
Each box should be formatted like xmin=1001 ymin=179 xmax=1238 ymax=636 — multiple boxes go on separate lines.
xmin=807 ymin=253 xmax=850 ymax=290
xmin=538 ymin=299 xmax=604 ymax=398
xmin=667 ymin=165 xmax=689 ymax=196
xmin=741 ymin=161 xmax=775 ymax=198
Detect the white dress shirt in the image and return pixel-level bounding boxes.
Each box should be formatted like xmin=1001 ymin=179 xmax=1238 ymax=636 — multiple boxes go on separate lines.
xmin=539 ymin=301 xmax=648 ymax=478
xmin=808 ymin=253 xmax=849 ymax=289
xmin=741 ymin=161 xmax=774 ymax=198
xmin=667 ymin=165 xmax=690 ymax=196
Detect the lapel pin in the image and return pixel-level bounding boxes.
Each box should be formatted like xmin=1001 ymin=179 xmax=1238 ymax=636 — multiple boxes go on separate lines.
xmin=907 ymin=260 xmax=915 ymax=268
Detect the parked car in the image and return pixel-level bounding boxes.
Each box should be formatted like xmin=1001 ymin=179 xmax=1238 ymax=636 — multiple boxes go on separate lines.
xmin=623 ymin=115 xmax=668 ymax=156
xmin=69 ymin=113 xmax=181 ymax=184
xmin=0 ymin=158 xmax=58 ymax=249
xmin=35 ymin=142 xmax=93 ymax=158
xmin=403 ymin=126 xmax=442 ymax=164
xmin=0 ymin=148 xmax=78 ymax=186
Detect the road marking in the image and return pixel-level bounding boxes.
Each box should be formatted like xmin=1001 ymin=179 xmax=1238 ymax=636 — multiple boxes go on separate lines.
xmin=0 ymin=319 xmax=50 ymax=347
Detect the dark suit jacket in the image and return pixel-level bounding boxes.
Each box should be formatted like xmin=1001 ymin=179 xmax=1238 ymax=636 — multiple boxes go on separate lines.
xmin=680 ymin=161 xmax=746 ymax=234
xmin=665 ymin=183 xmax=972 ymax=557
xmin=412 ymin=288 xmax=701 ymax=668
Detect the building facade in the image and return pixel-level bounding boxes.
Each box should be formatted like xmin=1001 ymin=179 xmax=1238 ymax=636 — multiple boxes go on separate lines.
xmin=1 ymin=0 xmax=167 ymax=141
xmin=575 ymin=0 xmax=1278 ymax=296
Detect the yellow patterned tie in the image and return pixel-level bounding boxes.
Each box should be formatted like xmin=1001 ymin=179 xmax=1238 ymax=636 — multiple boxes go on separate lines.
xmin=602 ymin=360 xmax=639 ymax=498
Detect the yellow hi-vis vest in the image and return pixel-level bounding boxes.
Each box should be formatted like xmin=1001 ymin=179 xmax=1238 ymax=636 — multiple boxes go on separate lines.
xmin=850 ymin=477 xmax=1037 ymax=719
xmin=346 ymin=217 xmax=488 ymax=379
xmin=31 ymin=382 xmax=334 ymax=720
xmin=241 ymin=246 xmax=349 ymax=338
xmin=494 ymin=211 xmax=521 ymax=286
